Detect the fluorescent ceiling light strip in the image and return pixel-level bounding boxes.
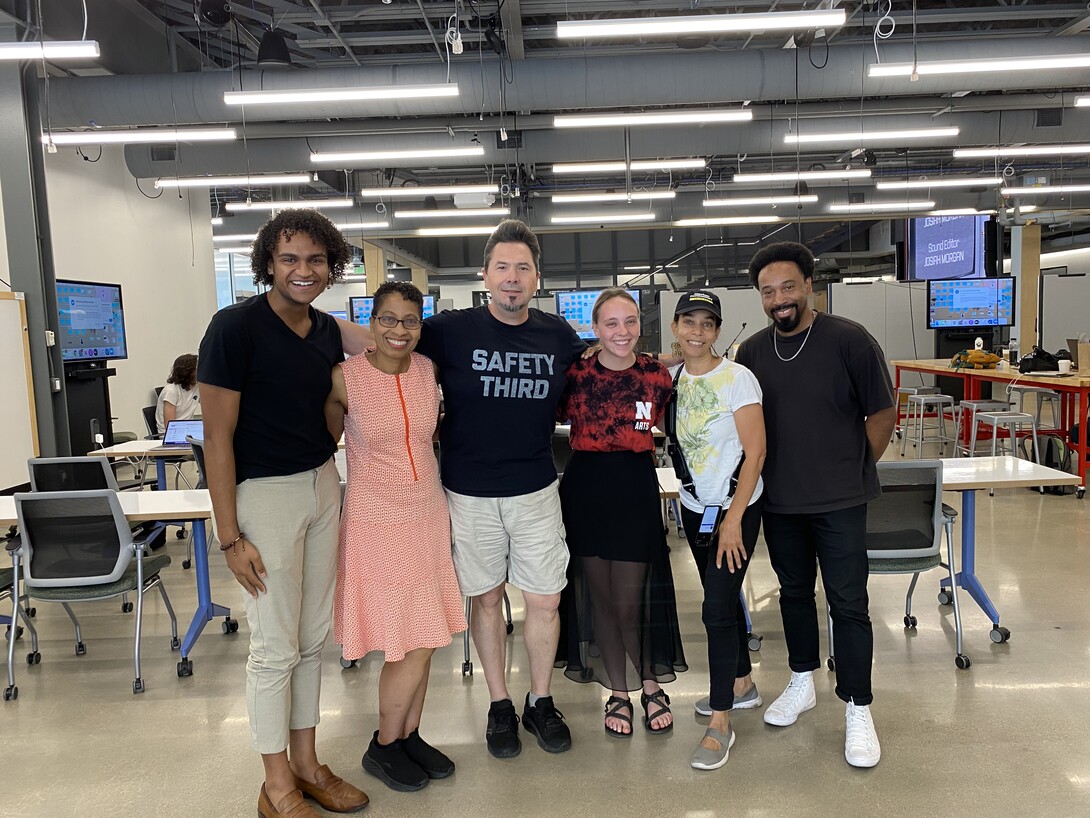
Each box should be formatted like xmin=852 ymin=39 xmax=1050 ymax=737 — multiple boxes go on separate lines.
xmin=214 ymin=246 xmax=253 ymax=254
xmin=415 ymin=225 xmax=501 ymax=237
xmin=210 ymin=217 xmax=223 ymax=226
xmin=224 ymin=84 xmax=459 ymax=105
xmin=784 ymin=127 xmax=958 ymax=144
xmin=556 ymin=9 xmax=846 ymax=38
xmin=703 ymin=195 xmax=818 ymax=207
xmin=311 ymin=146 xmax=484 ymax=164
xmin=1005 ymin=205 xmax=1038 ymax=213
xmin=1076 ymin=97 xmax=1090 ymax=107
xmin=225 ymin=199 xmax=354 ymax=211
xmin=554 ymin=110 xmax=751 ymax=128
xmin=0 ymin=40 xmax=99 ymax=60
xmin=213 ymin=233 xmax=257 ymax=242
xmin=954 ymin=145 xmax=1090 ymax=158
xmin=674 ymin=216 xmax=782 ymax=227
xmin=333 ymin=221 xmax=390 ymax=230
xmin=869 ymin=54 xmax=1090 ymax=78
xmin=394 ymin=208 xmax=508 ymax=219
xmin=623 ymin=265 xmax=650 ymax=270
xmin=156 ymin=173 xmax=311 ymax=189
xmin=551 ymin=159 xmax=705 ymax=174
xmin=551 ymin=213 xmax=656 ymax=224
xmin=551 ymin=192 xmax=675 ymax=203
xmin=877 ymin=177 xmax=1003 ymax=190
xmin=44 ymin=128 xmax=236 ymax=146
xmin=928 ymin=209 xmax=997 ymax=216
xmin=358 ymin=184 xmax=499 ymax=198
xmin=733 ymin=169 xmax=872 ymax=183
xmin=829 ymin=201 xmax=934 ymax=212
xmin=1002 ymin=185 xmax=1090 ymax=196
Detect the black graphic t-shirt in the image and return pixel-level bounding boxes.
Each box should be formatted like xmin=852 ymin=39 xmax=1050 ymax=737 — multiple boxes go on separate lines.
xmin=416 ymin=306 xmax=586 ymax=497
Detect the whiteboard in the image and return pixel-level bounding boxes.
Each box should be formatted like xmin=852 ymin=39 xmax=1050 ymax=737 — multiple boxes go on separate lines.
xmin=1040 ymin=273 xmax=1090 ymax=352
xmin=828 ymin=281 xmax=932 ymax=377
xmin=0 ymin=292 xmax=39 ymax=491
xmin=658 ymin=288 xmax=768 ymax=355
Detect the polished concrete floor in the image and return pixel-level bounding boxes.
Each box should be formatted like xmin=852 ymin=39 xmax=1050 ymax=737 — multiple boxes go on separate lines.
xmin=4 ymin=450 xmax=1090 ymax=818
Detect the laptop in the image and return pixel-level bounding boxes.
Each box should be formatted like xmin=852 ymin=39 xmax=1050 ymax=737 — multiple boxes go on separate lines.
xmin=1067 ymin=338 xmax=1081 ymax=369
xmin=154 ymin=419 xmax=203 ymax=449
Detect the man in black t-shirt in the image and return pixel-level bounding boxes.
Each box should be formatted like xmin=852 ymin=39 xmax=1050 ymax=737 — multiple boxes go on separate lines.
xmin=735 ymin=241 xmax=895 ymax=770
xmin=199 ymin=210 xmax=368 ymax=818
xmin=341 ymin=220 xmax=584 ymax=759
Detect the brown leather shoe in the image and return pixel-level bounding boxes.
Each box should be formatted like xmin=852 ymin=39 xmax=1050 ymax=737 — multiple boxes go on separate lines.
xmin=257 ymin=785 xmax=321 ymax=818
xmin=295 ymin=764 xmax=369 ymax=813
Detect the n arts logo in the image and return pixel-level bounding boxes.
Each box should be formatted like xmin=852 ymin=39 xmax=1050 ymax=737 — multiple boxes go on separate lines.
xmin=634 ymin=401 xmax=652 ymax=430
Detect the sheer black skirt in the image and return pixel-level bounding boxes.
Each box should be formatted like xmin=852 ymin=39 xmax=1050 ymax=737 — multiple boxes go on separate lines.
xmin=556 ymin=450 xmax=687 ymax=691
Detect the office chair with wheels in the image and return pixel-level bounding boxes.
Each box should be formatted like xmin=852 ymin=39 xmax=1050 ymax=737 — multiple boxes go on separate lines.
xmin=827 ymin=460 xmax=968 ymax=672
xmin=2 ymin=527 xmax=40 ymax=701
xmin=6 ymin=490 xmax=179 ymax=698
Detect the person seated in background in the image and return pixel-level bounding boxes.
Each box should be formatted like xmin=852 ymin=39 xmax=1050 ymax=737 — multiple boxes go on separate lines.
xmin=155 ymin=353 xmax=199 ymax=434
xmin=325 ymin=281 xmax=466 ymax=793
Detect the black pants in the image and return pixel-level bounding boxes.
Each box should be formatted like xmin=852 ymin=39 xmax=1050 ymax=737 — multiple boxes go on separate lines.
xmin=680 ymin=497 xmax=763 ymax=712
xmin=762 ymin=504 xmax=873 ymax=706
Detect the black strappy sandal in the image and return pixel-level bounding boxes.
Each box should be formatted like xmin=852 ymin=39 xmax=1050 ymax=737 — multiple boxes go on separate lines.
xmin=604 ymin=696 xmax=634 ymax=738
xmin=640 ymin=689 xmax=673 ymax=734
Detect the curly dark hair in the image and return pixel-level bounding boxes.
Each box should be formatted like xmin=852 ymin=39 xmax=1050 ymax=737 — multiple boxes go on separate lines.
xmin=372 ymin=281 xmax=424 ymax=316
xmin=483 ymin=218 xmax=542 ymax=272
xmin=747 ymin=241 xmax=815 ymax=288
xmin=250 ymin=209 xmax=353 ymax=287
xmin=166 ymin=353 xmax=198 ymax=390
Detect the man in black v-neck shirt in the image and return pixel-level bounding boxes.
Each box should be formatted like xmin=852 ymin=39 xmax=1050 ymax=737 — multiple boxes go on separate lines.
xmin=199 ymin=210 xmax=368 ymax=817
xmin=736 ymin=241 xmax=895 ymax=770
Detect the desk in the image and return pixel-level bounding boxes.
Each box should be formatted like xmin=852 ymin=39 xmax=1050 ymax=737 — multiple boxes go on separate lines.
xmin=939 ymin=456 xmax=1080 ymax=642
xmin=892 ymin=359 xmax=1090 ymax=495
xmin=91 ymin=439 xmax=191 ymax=492
xmin=656 ymin=467 xmax=680 ymax=499
xmin=0 ymin=489 xmax=230 ymax=677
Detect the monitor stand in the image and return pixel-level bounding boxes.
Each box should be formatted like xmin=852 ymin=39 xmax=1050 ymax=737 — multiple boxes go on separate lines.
xmin=64 ymin=360 xmax=117 ymax=456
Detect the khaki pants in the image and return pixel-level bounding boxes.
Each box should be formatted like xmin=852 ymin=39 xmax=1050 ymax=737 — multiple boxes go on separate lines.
xmin=233 ymin=459 xmax=340 ymax=754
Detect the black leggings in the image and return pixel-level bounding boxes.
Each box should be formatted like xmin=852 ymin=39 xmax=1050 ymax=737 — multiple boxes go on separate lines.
xmin=680 ymin=497 xmax=764 ymax=712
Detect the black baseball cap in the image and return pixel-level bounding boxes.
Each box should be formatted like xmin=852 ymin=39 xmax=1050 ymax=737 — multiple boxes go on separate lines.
xmin=674 ymin=290 xmax=722 ymax=320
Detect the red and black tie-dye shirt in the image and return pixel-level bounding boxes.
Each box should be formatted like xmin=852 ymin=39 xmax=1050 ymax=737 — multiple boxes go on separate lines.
xmin=559 ymin=354 xmax=673 ymax=453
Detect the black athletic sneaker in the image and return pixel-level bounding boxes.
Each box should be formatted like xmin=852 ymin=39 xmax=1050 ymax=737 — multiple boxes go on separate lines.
xmin=403 ymin=728 xmax=455 ymax=779
xmin=362 ymin=731 xmax=429 ymax=792
xmin=486 ymin=698 xmax=522 ymax=759
xmin=522 ymin=694 xmax=572 ymax=754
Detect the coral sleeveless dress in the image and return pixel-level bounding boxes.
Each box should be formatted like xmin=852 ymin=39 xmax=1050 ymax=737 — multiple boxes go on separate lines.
xmin=334 ymin=351 xmax=466 ymax=662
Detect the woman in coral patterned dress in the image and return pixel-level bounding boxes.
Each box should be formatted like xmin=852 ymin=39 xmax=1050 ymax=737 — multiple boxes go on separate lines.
xmin=325 ymin=281 xmax=466 ymax=794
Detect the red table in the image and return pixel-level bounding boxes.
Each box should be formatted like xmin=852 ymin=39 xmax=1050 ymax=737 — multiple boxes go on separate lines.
xmin=891 ymin=358 xmax=1089 ymax=497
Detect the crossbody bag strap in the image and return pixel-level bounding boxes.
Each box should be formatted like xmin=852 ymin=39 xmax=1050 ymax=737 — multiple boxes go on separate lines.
xmin=665 ymin=365 xmax=699 ymax=502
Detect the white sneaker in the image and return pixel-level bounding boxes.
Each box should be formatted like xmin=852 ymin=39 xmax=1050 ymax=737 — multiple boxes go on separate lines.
xmin=844 ymin=699 xmax=881 ymax=768
xmin=762 ymin=671 xmax=816 ymax=727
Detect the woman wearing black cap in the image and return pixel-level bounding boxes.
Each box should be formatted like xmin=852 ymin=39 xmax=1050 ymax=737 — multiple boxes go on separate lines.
xmin=668 ymin=291 xmax=767 ymax=771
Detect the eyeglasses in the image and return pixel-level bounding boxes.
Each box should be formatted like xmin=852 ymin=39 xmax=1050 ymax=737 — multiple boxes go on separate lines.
xmin=374 ymin=315 xmax=422 ymax=329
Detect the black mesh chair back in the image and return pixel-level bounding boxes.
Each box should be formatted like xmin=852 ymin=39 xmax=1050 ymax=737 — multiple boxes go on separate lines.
xmin=14 ymin=490 xmax=133 ymax=587
xmin=186 ymin=436 xmax=207 ymax=489
xmin=142 ymin=406 xmax=159 ymax=438
xmin=27 ymin=457 xmax=119 ymax=492
xmin=866 ymin=460 xmax=943 ymax=559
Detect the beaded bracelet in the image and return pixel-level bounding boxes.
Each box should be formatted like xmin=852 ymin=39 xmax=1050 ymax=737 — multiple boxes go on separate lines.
xmin=219 ymin=533 xmax=245 ymax=552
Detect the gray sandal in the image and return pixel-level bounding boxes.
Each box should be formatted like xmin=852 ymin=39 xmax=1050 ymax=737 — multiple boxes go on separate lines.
xmin=690 ymin=726 xmax=736 ymax=771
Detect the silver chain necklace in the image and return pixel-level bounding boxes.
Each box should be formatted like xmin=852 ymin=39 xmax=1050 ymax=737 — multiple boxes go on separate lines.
xmin=773 ymin=312 xmax=817 ymax=362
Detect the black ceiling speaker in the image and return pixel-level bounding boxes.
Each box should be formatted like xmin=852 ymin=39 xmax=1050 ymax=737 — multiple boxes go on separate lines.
xmin=484 ymin=18 xmax=505 ymax=56
xmin=198 ymin=0 xmax=232 ymax=27
xmin=257 ymin=29 xmax=292 ymax=68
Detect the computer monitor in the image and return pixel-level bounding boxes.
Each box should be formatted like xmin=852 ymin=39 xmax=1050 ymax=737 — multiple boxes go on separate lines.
xmin=348 ymin=295 xmax=435 ymax=326
xmin=927 ymin=277 xmax=1015 ymax=329
xmin=554 ymin=289 xmax=642 ymax=339
xmin=326 ymin=309 xmax=347 ymax=321
xmin=55 ymin=279 xmax=128 ymax=362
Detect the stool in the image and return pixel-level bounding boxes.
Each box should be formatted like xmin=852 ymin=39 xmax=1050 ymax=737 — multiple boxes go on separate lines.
xmin=902 ymin=393 xmax=956 ymax=457
xmin=954 ymin=399 xmax=1011 ymax=457
xmin=975 ymin=411 xmax=1043 ymax=495
xmin=1009 ymin=386 xmax=1061 ymax=428
xmin=895 ymin=386 xmax=940 ymax=441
